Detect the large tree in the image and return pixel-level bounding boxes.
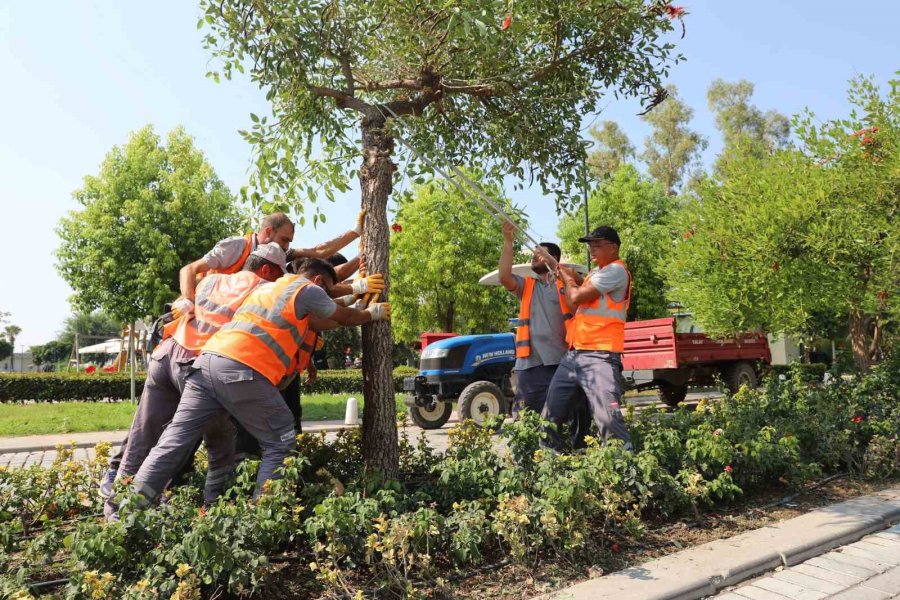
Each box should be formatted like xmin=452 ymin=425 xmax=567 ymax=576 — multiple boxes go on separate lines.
xmin=56 ymin=126 xmax=244 ymax=324
xmin=586 ymin=121 xmax=636 ymax=180
xmin=666 ymin=75 xmax=899 ymax=371
xmin=201 ymin=0 xmax=682 ymax=478
xmin=558 ymin=164 xmax=674 ymax=320
xmin=707 ymin=79 xmax=790 ymax=158
xmin=640 ymin=84 xmax=706 ymax=194
xmin=390 ymin=177 xmax=524 ymax=342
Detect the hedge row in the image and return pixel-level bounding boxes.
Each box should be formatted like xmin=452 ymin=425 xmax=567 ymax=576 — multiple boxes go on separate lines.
xmin=0 ymin=367 xmax=419 ymax=403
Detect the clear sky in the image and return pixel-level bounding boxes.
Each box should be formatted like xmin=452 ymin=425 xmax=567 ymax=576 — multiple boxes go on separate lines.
xmin=0 ymin=1 xmax=897 ymax=348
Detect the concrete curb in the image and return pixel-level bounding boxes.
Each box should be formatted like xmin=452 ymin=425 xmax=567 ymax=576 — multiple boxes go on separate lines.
xmin=541 ymin=485 xmax=900 ymax=600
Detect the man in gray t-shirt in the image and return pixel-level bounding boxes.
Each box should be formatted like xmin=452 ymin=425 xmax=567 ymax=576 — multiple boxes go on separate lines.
xmin=499 ymin=222 xmax=572 ymax=416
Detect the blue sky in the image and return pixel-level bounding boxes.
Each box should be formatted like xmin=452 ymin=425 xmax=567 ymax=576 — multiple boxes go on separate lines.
xmin=0 ymin=1 xmax=897 ymax=348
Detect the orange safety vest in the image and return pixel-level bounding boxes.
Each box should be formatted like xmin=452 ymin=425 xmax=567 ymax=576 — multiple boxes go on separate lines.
xmin=207 ymin=233 xmax=255 ymax=276
xmin=203 ymin=275 xmax=312 ymax=385
xmin=515 ymin=277 xmax=574 ymax=359
xmin=163 ymin=271 xmax=266 ymax=353
xmin=296 ymin=330 xmax=318 ymax=374
xmin=567 ymin=260 xmax=631 ymax=353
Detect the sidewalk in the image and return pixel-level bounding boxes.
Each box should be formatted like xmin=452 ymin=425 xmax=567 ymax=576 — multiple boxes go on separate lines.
xmin=543 ymin=486 xmax=900 ymax=600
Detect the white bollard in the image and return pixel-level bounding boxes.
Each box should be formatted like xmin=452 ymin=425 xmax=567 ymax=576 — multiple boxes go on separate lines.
xmin=344 ymin=397 xmax=359 ymax=425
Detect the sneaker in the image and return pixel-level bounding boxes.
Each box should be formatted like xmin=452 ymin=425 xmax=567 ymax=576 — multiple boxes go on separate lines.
xmin=99 ymin=469 xmax=117 ymax=499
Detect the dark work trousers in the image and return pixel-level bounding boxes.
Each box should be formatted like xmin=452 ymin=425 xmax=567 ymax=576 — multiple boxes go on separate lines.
xmin=108 ymin=340 xmax=213 ymax=484
xmin=514 ymin=364 xmax=592 ymax=450
xmin=235 ymin=373 xmax=302 ymax=457
xmin=133 ymin=353 xmax=296 ymax=501
xmin=542 ymin=350 xmax=632 ymax=452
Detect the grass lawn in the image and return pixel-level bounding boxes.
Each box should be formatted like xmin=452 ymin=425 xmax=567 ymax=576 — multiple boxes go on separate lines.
xmin=0 ymin=394 xmax=408 ymax=437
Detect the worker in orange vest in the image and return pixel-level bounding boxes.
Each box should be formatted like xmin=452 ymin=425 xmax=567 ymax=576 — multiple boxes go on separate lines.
xmin=101 ymin=243 xmax=289 ymax=514
xmin=130 ymin=258 xmax=390 ymax=504
xmin=499 ymin=221 xmax=573 ymax=416
xmin=175 ymin=211 xmax=373 ymax=310
xmin=536 ymin=225 xmax=633 ymax=452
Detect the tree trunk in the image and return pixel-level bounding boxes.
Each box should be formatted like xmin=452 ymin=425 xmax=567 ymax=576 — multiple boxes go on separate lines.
xmin=359 ymin=117 xmax=399 ymax=481
xmin=848 ymin=309 xmax=872 ymax=372
xmin=444 ymin=300 xmax=455 ymax=333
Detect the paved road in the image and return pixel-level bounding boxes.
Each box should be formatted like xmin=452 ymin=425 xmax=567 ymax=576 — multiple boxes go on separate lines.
xmin=714 ymin=523 xmax=900 ymax=600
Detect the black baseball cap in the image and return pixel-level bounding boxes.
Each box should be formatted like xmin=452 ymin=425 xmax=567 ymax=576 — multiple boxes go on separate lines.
xmin=578 ymin=225 xmax=621 ymax=245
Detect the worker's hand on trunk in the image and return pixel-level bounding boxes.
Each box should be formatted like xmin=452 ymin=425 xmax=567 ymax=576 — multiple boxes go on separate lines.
xmin=366 ymin=302 xmax=391 ymax=321
xmin=305 ymin=364 xmax=318 ymax=386
xmin=354 ymin=209 xmax=366 ymax=236
xmin=171 ymin=298 xmax=194 ymax=318
xmin=351 ymin=273 xmax=384 ymax=295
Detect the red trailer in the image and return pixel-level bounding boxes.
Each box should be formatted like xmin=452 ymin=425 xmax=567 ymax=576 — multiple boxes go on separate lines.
xmin=622 ymin=317 xmax=771 ymax=406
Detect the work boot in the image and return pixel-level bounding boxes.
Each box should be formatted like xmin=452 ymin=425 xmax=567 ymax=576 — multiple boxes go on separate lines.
xmin=99 ymin=468 xmax=117 ymax=499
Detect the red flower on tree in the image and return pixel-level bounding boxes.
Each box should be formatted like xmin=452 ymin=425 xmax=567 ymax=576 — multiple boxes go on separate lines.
xmin=611 ymin=542 xmax=621 ymax=554
xmin=391 ymin=223 xmax=403 ymax=233
xmin=664 ymin=5 xmax=685 ymax=19
xmin=851 ymin=415 xmax=864 ymax=423
xmin=500 ymin=14 xmax=512 ymax=31
xmin=724 ymin=465 xmax=734 ymax=474
xmin=771 ymin=263 xmax=780 ymax=271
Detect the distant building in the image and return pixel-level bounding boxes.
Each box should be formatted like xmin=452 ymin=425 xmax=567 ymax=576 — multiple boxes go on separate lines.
xmin=0 ymin=351 xmax=36 ymax=372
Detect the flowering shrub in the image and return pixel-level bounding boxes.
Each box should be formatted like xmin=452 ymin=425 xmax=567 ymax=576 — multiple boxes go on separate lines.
xmin=0 ymin=357 xmax=897 ymax=598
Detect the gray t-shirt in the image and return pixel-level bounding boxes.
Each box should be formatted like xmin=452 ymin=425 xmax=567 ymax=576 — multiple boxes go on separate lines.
xmin=203 ymin=234 xmax=258 ymax=271
xmin=587 ymin=262 xmax=629 ymax=302
xmin=293 ymin=282 xmax=338 ymax=320
xmin=510 ymin=275 xmax=569 ymax=370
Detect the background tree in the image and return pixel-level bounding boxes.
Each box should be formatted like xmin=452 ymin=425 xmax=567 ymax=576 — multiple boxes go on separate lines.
xmin=390 ymin=177 xmax=524 ymax=342
xmin=666 ymin=75 xmax=898 ymax=371
xmin=559 ymin=165 xmax=674 ymax=320
xmin=3 ymin=325 xmax=21 ymax=369
xmin=56 ymin=126 xmax=244 ymax=324
xmin=0 ymin=340 xmax=12 ymax=364
xmin=29 ymin=341 xmax=71 ymax=369
xmin=201 ymin=0 xmax=681 ymax=478
xmin=57 ymin=310 xmax=121 ymax=348
xmin=640 ymin=84 xmax=706 ymax=194
xmin=587 ymin=121 xmax=636 ymax=179
xmin=707 ymin=79 xmax=790 ymax=158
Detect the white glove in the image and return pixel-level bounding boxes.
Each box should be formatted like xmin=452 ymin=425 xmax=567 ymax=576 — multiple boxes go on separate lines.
xmin=353 ymin=209 xmax=366 ymax=236
xmin=366 ymin=303 xmax=391 ymax=321
xmin=171 ymin=298 xmax=195 ymax=317
xmin=336 ymin=295 xmax=356 ymax=307
xmin=351 ymin=274 xmax=385 ymax=295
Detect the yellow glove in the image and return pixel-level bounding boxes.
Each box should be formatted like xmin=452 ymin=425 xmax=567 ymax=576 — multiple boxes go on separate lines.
xmin=171 ymin=298 xmax=194 ymax=319
xmin=351 ymin=273 xmax=384 ymax=295
xmin=366 ymin=302 xmax=391 ymax=321
xmin=354 ymin=209 xmax=367 ymax=236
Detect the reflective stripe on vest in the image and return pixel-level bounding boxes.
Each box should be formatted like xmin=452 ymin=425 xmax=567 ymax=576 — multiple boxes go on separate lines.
xmin=568 ymin=260 xmax=631 ymax=353
xmin=165 ymin=272 xmax=266 ymax=352
xmin=207 ymin=233 xmax=255 ymax=276
xmin=202 ymin=275 xmax=312 ymax=385
xmin=515 ymin=277 xmax=573 ymax=359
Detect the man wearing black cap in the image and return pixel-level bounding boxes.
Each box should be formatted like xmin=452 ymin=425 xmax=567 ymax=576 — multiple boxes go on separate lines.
xmin=535 ymin=225 xmax=633 ymax=452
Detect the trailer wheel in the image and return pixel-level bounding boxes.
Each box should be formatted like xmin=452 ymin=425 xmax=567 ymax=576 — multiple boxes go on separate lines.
xmin=409 ymin=401 xmax=452 ymax=430
xmin=724 ymin=361 xmax=758 ymax=394
xmin=659 ymin=382 xmax=688 ymax=407
xmin=458 ymin=381 xmax=507 ymax=427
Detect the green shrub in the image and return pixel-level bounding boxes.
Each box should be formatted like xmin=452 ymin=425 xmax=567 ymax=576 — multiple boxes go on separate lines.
xmin=769 ymin=362 xmax=827 ymax=383
xmin=0 ymin=367 xmax=419 ymax=403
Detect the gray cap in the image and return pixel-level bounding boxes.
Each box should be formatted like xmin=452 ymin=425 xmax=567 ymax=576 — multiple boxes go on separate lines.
xmin=250 ymin=242 xmax=287 ymax=268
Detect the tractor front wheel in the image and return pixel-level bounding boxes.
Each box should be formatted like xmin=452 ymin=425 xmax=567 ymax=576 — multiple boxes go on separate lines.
xmin=458 ymin=381 xmax=507 ymax=427
xmin=408 ymin=400 xmax=453 ymax=430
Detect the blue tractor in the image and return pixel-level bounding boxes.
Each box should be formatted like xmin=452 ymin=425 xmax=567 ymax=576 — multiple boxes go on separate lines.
xmin=403 ymin=333 xmax=517 ymax=429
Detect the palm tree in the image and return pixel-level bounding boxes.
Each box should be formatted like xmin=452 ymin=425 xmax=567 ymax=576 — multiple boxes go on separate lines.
xmin=4 ymin=325 xmax=21 ymax=370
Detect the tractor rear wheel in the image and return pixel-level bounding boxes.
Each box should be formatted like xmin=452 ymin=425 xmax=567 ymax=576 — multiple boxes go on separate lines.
xmin=458 ymin=381 xmax=507 ymax=427
xmin=658 ymin=382 xmax=688 ymax=407
xmin=408 ymin=400 xmax=452 ymax=430
xmin=723 ymin=361 xmax=758 ymax=394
